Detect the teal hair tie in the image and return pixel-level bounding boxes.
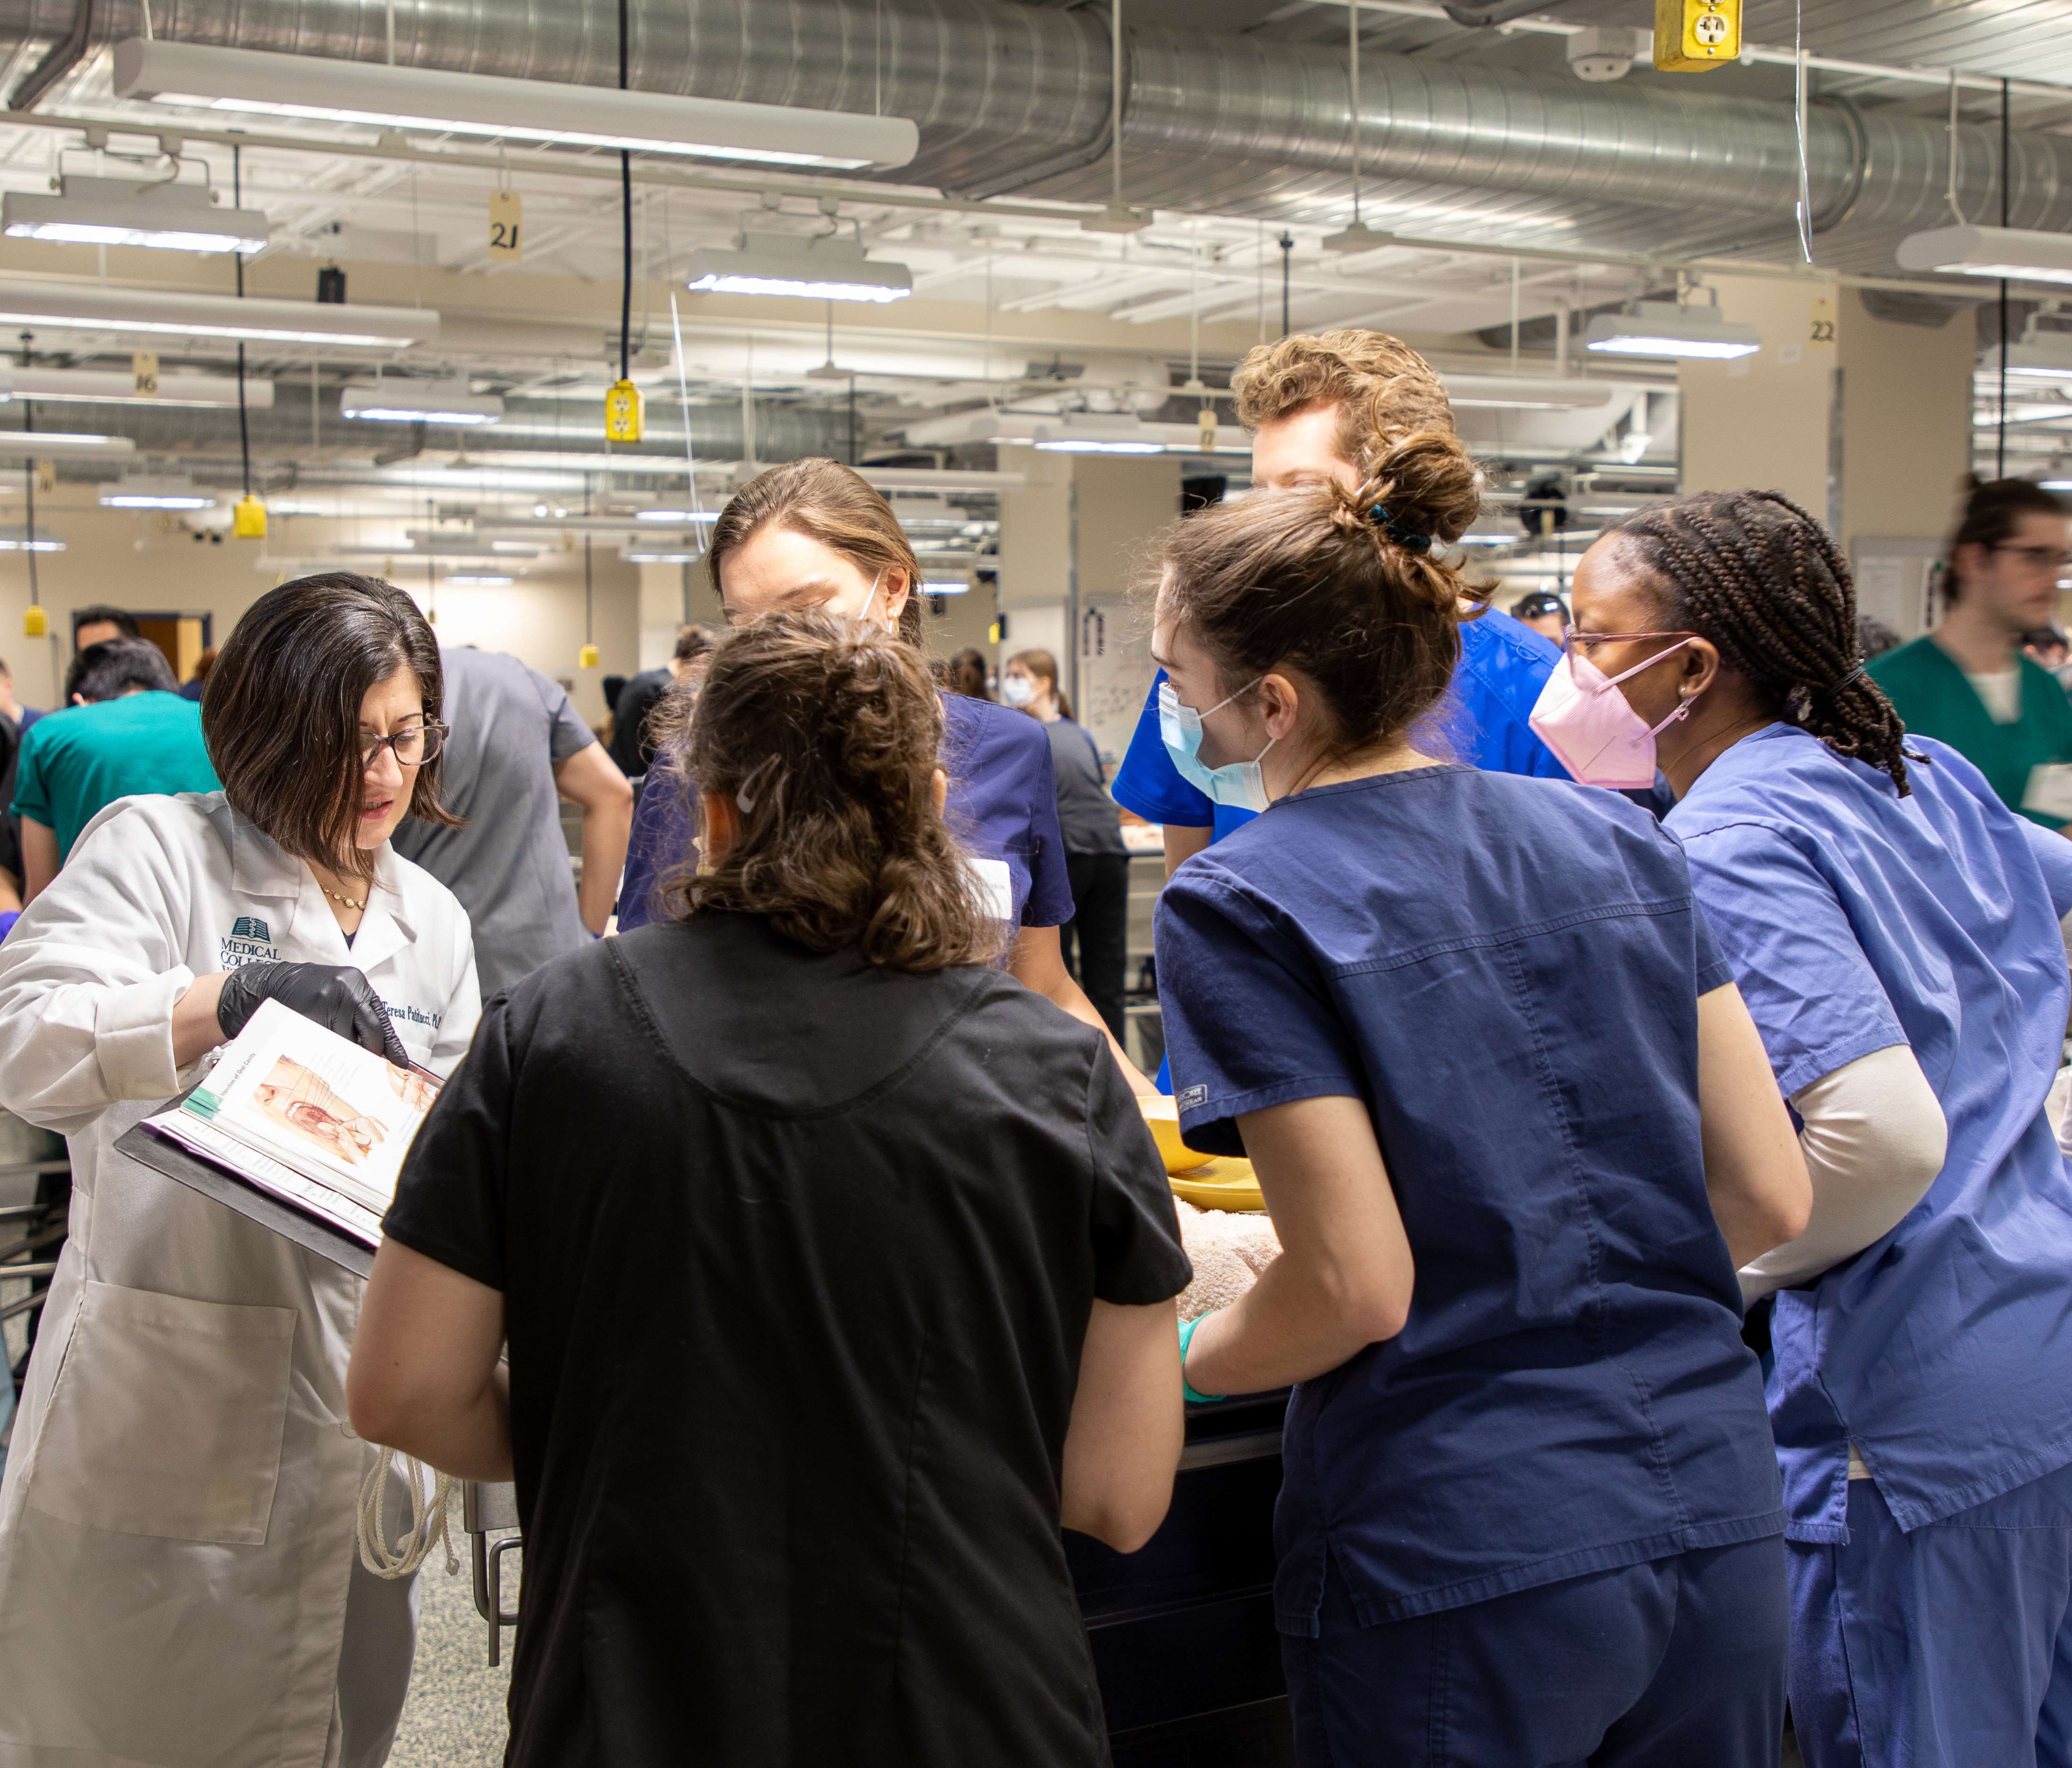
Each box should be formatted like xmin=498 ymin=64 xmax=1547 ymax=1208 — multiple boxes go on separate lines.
xmin=1367 ymin=503 xmax=1434 ymax=555
xmin=1179 ymin=1312 xmax=1227 ymax=1405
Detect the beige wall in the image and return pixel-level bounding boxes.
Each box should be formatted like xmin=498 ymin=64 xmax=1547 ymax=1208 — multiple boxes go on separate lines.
xmin=0 ymin=494 xmax=639 ymax=723
xmin=1678 ymin=275 xmax=1839 ymax=520
xmin=1833 ymin=287 xmax=1975 ymax=553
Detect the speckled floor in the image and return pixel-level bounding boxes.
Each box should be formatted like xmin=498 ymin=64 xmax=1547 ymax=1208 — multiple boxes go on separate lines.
xmin=388 ymin=1535 xmax=519 ymax=1768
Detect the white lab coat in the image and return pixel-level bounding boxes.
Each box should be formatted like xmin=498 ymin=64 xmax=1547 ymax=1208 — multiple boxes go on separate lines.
xmin=0 ymin=791 xmax=480 ymax=1768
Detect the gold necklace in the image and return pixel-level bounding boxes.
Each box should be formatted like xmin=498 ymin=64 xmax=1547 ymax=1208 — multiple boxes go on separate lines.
xmin=318 ymin=880 xmax=367 ymax=911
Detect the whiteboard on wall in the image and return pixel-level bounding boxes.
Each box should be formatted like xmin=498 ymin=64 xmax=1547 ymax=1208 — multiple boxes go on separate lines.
xmin=1851 ymin=537 xmax=1944 ymax=642
xmin=1077 ymin=599 xmax=1155 ymax=766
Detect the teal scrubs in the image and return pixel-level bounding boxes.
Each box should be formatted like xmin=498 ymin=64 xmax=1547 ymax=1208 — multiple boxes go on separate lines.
xmin=8 ymin=691 xmax=220 ymax=860
xmin=1868 ymin=636 xmax=2072 ymax=829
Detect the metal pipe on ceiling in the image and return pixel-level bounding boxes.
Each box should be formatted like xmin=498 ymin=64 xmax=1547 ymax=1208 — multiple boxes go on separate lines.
xmin=3 ymin=0 xmax=2071 ymax=250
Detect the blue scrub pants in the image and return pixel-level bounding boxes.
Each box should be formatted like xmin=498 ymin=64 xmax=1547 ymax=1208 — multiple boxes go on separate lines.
xmin=1281 ymin=1538 xmax=1789 ymax=1767
xmin=1788 ymin=1463 xmax=2072 ymax=1768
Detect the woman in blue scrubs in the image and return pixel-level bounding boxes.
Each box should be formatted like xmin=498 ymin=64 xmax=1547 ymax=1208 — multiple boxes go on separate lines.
xmin=1570 ymin=489 xmax=2072 ymax=1768
xmin=1152 ymin=430 xmax=1812 ymax=1764
xmin=617 ymin=457 xmax=1149 ymax=1087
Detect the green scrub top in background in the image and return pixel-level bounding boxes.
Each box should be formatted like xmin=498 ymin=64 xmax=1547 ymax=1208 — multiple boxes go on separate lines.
xmin=1868 ymin=637 xmax=2072 ymax=830
xmin=7 ymin=691 xmax=221 ymax=860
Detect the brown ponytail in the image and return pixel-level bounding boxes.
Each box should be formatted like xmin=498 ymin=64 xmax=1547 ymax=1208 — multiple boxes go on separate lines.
xmin=1152 ymin=426 xmax=1481 ymax=757
xmin=1607 ymin=490 xmax=1913 ymax=794
xmin=666 ymin=610 xmax=1000 ymax=972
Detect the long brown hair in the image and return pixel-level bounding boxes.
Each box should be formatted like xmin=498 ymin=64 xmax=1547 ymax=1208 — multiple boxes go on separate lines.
xmin=1153 ymin=428 xmax=1481 ymax=760
xmin=668 ymin=611 xmax=999 ymax=972
xmin=1008 ymin=647 xmax=1074 ymax=719
xmin=205 ymin=572 xmax=456 ymax=879
xmin=707 ymin=458 xmax=925 ymax=647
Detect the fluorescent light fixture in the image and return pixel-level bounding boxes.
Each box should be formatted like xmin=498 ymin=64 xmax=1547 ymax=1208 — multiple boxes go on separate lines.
xmin=1583 ymin=301 xmax=1761 ymax=361
xmin=113 ymin=38 xmax=918 ymax=171
xmin=2 ymin=175 xmax=269 ymax=256
xmin=0 ymin=365 xmax=272 ymax=407
xmin=1442 ymin=375 xmax=1634 ymax=411
xmin=1031 ymin=416 xmax=1164 ymax=455
xmin=341 ymin=379 xmax=504 ymax=426
xmin=0 ymin=429 xmax=132 ymax=458
xmin=1898 ymin=225 xmax=2072 ymax=286
xmin=0 ymin=529 xmax=63 ymax=551
xmin=2000 ymin=336 xmax=2072 ymax=380
xmin=634 ymin=507 xmax=716 ymax=522
xmin=99 ymin=475 xmax=217 ymax=509
xmin=685 ymin=232 xmax=912 ymax=305
xmin=921 ymin=579 xmax=970 ymax=594
xmin=0 ymin=278 xmax=438 ymax=349
xmin=623 ymin=546 xmax=706 ymax=564
xmin=442 ymin=573 xmax=514 ymax=586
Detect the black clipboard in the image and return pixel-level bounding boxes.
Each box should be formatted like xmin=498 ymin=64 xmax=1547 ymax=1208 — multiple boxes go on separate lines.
xmin=115 ymin=1101 xmax=378 ymax=1278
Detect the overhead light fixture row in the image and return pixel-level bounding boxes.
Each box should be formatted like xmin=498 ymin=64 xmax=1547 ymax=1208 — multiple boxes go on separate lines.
xmin=0 ymin=278 xmax=438 ymax=350
xmin=2 ymin=175 xmax=270 ymax=256
xmin=685 ymin=232 xmax=913 ymax=305
xmin=1031 ymin=416 xmax=1165 ymax=455
xmin=1898 ymin=225 xmax=2072 ymax=287
xmin=0 ymin=365 xmax=273 ymax=408
xmin=99 ymin=475 xmax=217 ymax=509
xmin=112 ymin=38 xmax=918 ymax=172
xmin=1582 ymin=300 xmax=1761 ymax=361
xmin=0 ymin=430 xmax=132 ymax=458
xmin=341 ymin=379 xmax=505 ymax=426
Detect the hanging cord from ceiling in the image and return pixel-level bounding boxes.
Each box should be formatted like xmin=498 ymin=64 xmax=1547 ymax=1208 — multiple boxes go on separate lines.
xmin=1279 ymin=232 xmax=1293 ymax=338
xmin=20 ymin=334 xmax=35 ymax=610
xmin=1999 ymin=75 xmax=2010 ymax=480
xmin=667 ymin=292 xmax=701 ymax=520
xmin=1793 ymin=0 xmax=1813 ymax=264
xmin=234 ymin=142 xmax=250 ymax=504
xmin=1946 ymin=70 xmax=1968 ymax=224
xmin=618 ymin=0 xmax=633 ymax=390
xmin=1347 ymin=0 xmax=1362 ymax=233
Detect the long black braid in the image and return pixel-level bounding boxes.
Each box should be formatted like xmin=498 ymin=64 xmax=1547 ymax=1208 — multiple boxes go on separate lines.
xmin=1608 ymin=489 xmax=1915 ymax=796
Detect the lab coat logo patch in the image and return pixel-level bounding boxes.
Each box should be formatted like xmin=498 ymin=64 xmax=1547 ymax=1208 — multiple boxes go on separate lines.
xmin=221 ymin=918 xmax=280 ymax=969
xmin=231 ymin=916 xmax=270 ymax=942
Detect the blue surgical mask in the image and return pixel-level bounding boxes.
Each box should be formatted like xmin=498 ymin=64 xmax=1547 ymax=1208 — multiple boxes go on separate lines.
xmin=1158 ymin=678 xmax=1275 ymax=813
xmin=1001 ymin=675 xmax=1036 ymax=708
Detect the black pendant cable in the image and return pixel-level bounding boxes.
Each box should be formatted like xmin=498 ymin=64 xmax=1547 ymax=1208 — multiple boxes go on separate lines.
xmin=20 ymin=333 xmax=35 ymax=615
xmin=1279 ymin=233 xmax=1293 ymax=338
xmin=234 ymin=142 xmax=252 ymax=506
xmin=618 ymin=0 xmax=633 ymax=392
xmin=1999 ymin=75 xmax=2011 ymax=481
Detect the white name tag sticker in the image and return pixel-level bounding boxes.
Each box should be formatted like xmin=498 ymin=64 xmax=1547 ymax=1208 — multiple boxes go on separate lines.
xmin=2024 ymin=763 xmax=2072 ymax=821
xmin=965 ymin=856 xmax=1015 ymax=922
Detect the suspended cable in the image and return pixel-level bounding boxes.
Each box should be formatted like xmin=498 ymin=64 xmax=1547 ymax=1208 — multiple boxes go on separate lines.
xmin=234 ymin=142 xmax=250 ymax=501
xmin=1348 ymin=0 xmax=1362 ymax=231
xmin=618 ymin=0 xmax=633 ymax=387
xmin=2000 ymin=75 xmax=2011 ymax=480
xmin=1793 ymin=0 xmax=1813 ymax=264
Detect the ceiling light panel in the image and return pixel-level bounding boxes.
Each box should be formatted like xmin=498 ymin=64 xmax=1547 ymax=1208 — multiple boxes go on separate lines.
xmin=0 ymin=279 xmax=438 ymax=349
xmin=99 ymin=475 xmax=217 ymax=509
xmin=684 ymin=233 xmax=913 ymax=304
xmin=341 ymin=380 xmax=505 ymax=425
xmin=1582 ymin=301 xmax=1761 ymax=361
xmin=1898 ymin=225 xmax=2072 ymax=286
xmin=2 ymin=175 xmax=270 ymax=256
xmin=112 ymin=38 xmax=918 ymax=171
xmin=0 ymin=430 xmax=132 ymax=458
xmin=0 ymin=366 xmax=274 ymax=408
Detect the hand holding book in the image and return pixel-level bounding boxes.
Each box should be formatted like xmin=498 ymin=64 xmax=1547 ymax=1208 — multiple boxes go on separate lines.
xmin=218 ymin=962 xmax=411 ymax=1067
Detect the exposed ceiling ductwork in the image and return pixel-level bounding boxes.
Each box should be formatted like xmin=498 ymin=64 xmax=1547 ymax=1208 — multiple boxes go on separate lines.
xmin=2 ymin=0 xmax=2069 ymax=272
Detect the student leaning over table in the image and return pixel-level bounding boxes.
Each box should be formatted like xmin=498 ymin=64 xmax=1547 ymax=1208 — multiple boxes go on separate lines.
xmin=0 ymin=573 xmax=480 ymax=1768
xmin=1151 ymin=437 xmax=1809 ymax=1767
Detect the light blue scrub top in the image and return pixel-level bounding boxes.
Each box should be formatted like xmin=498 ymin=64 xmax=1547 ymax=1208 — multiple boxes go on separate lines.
xmin=1669 ymin=723 xmax=2072 ymax=1541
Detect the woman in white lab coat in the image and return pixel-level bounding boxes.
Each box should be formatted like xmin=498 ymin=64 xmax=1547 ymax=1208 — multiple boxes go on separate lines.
xmin=0 ymin=573 xmax=480 ymax=1768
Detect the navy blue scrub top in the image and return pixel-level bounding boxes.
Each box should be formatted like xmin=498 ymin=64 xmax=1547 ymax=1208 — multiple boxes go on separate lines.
xmin=1670 ymin=726 xmax=2072 ymax=1541
xmin=1153 ymin=766 xmax=1783 ymax=1632
xmin=1111 ymin=606 xmax=1570 ymax=842
xmin=617 ymin=691 xmax=1076 ymax=936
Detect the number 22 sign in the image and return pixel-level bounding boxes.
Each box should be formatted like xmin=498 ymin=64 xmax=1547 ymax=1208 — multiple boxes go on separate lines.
xmin=489 ymin=189 xmax=522 ymax=262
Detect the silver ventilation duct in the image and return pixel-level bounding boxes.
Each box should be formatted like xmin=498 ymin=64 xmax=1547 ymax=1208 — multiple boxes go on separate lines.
xmin=0 ymin=0 xmax=2064 ymax=265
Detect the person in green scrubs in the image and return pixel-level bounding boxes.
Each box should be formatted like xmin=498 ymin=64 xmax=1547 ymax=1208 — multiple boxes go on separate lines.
xmin=1870 ymin=478 xmax=2072 ymax=832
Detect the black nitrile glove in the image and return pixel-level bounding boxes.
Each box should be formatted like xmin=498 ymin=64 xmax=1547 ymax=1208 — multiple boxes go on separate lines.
xmin=217 ymin=961 xmax=410 ymax=1068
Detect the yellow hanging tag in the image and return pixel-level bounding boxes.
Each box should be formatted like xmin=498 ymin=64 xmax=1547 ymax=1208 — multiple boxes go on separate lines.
xmin=604 ymin=379 xmax=643 ymax=444
xmin=578 ymin=642 xmax=600 ymax=669
xmin=34 ymin=460 xmax=53 ymax=494
xmin=1653 ymin=0 xmax=1738 ymax=70
xmin=1198 ymin=408 xmax=1218 ymax=452
xmin=132 ymin=351 xmax=160 ymax=398
xmin=233 ymin=494 xmax=268 ymax=539
xmin=22 ymin=603 xmax=46 ymax=638
xmin=488 ymin=189 xmax=522 ymax=262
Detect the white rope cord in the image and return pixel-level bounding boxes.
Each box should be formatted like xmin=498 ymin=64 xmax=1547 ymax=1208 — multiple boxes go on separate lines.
xmin=356 ymin=1445 xmax=458 ymax=1580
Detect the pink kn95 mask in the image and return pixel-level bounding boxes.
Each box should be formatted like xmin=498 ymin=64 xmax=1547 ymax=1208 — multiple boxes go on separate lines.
xmin=1528 ymin=637 xmax=1697 ymax=789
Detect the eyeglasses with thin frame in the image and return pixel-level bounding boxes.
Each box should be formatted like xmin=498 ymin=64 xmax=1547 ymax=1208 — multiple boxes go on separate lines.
xmin=1992 ymin=542 xmax=2072 ymax=574
xmin=360 ymin=721 xmax=446 ymax=770
xmin=1561 ymin=624 xmax=1696 ymax=659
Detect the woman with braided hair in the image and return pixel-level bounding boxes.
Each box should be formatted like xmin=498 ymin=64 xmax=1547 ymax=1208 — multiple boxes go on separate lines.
xmin=1569 ymin=488 xmax=2072 ymax=1768
xmin=1150 ymin=433 xmax=1809 ymax=1766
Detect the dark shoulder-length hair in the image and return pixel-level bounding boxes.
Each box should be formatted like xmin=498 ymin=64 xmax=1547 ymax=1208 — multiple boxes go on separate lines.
xmin=204 ymin=572 xmax=457 ymax=878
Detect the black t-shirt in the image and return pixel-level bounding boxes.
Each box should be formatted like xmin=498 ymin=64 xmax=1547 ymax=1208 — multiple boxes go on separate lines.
xmin=385 ymin=913 xmax=1189 ymax=1768
xmin=605 ymin=666 xmax=671 ymax=778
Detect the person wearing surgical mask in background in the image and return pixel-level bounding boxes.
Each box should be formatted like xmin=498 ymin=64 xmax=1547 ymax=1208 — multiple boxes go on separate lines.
xmin=615 ymin=458 xmax=1153 ymax=1093
xmin=1569 ymin=489 xmax=2072 ymax=1768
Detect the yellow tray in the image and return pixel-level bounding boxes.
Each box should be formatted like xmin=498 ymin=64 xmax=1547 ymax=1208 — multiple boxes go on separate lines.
xmin=1169 ymin=1157 xmax=1266 ymax=1213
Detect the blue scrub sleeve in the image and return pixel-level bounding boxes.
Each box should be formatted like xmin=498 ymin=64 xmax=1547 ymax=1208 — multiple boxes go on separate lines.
xmin=1021 ymin=735 xmax=1077 ymax=928
xmin=1153 ymin=863 xmax=1366 ymax=1158
xmin=2018 ymin=816 xmax=2072 ymax=921
xmin=1111 ymin=671 xmax=1214 ymax=830
xmin=617 ymin=764 xmax=696 ymax=933
xmin=1679 ymin=820 xmax=1907 ymax=1098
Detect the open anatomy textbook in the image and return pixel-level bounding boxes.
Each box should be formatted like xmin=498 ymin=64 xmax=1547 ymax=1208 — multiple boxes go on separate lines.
xmin=141 ymin=997 xmax=439 ymax=1251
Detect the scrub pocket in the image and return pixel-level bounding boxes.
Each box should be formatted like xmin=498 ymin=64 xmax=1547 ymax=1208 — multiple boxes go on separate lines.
xmin=24 ymin=1279 xmax=297 ymax=1544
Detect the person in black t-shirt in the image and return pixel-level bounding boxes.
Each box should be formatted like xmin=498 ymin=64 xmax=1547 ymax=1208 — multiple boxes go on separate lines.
xmin=349 ymin=610 xmax=1191 ymax=1768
